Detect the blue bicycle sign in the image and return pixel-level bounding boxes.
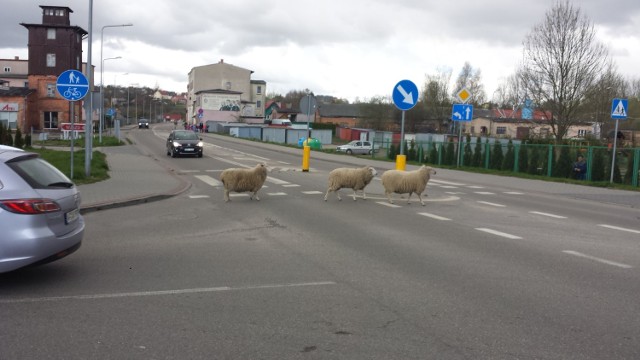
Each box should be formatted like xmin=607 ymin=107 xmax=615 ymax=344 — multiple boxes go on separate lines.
xmin=56 ymin=69 xmax=89 ymax=101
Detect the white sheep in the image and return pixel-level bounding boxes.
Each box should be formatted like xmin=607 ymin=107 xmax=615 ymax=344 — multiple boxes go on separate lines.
xmin=219 ymin=163 xmax=268 ymax=202
xmin=381 ymin=165 xmax=436 ymax=206
xmin=324 ymin=166 xmax=377 ymax=201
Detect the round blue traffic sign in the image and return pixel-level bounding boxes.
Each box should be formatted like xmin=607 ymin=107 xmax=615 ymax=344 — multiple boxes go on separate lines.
xmin=56 ymin=69 xmax=89 ymax=101
xmin=392 ymin=79 xmax=419 ymax=111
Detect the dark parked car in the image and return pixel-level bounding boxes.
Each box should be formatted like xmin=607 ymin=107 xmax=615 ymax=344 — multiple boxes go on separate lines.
xmin=166 ymin=130 xmax=204 ymax=158
xmin=138 ymin=118 xmax=149 ymax=129
xmin=0 ymin=148 xmax=84 ymax=273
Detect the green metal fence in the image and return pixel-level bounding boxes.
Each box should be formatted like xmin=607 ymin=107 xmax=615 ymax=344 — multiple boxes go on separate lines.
xmin=374 ymin=139 xmax=640 ymax=187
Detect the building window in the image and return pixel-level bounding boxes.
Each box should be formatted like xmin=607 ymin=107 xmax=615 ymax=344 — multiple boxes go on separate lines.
xmin=44 ymin=112 xmax=59 ymax=129
xmin=577 ymin=129 xmax=588 ymax=137
xmin=470 ymin=126 xmax=475 ymax=134
xmin=496 ymin=126 xmax=506 ymax=135
xmin=46 ymin=53 xmax=56 ymax=67
xmin=47 ymin=28 xmax=56 ymax=40
xmin=256 ymin=86 xmax=262 ymax=95
xmin=44 ymin=9 xmax=54 ymax=16
xmin=256 ymin=100 xmax=262 ymax=110
xmin=3 ymin=67 xmax=10 ymax=73
xmin=46 ymin=83 xmax=55 ymax=97
xmin=55 ymin=9 xmax=65 ymax=16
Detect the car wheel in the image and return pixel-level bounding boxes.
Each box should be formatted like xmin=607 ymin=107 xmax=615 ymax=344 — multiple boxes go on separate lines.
xmin=346 ymin=149 xmax=353 ymax=155
xmin=198 ymin=153 xmax=203 ymax=158
xmin=368 ymin=149 xmax=373 ymax=155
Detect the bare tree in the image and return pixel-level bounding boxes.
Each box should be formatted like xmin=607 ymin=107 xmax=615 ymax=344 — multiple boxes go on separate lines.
xmin=519 ymin=0 xmax=608 ymax=141
xmin=421 ymin=68 xmax=452 ymax=132
xmin=452 ymin=62 xmax=486 ymax=105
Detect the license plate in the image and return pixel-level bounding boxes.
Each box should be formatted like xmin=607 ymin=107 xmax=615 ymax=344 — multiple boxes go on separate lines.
xmin=184 ymin=148 xmax=194 ymax=151
xmin=65 ymin=208 xmax=79 ymax=224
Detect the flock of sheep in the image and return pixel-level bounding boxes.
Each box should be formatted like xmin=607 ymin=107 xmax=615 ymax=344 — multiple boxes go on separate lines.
xmin=219 ymin=163 xmax=437 ymax=205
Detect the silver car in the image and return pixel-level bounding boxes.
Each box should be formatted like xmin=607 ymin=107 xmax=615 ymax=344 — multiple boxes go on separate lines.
xmin=336 ymin=140 xmax=377 ymax=155
xmin=0 ymin=148 xmax=84 ymax=273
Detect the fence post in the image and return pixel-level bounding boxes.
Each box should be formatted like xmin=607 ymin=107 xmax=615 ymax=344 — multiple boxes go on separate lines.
xmin=514 ymin=144 xmax=520 ymax=172
xmin=438 ymin=142 xmax=443 ymax=165
xmin=633 ymin=148 xmax=640 ymax=187
xmin=547 ymin=144 xmax=553 ymax=178
xmin=484 ymin=141 xmax=490 ymax=169
xmin=586 ymin=146 xmax=594 ymax=181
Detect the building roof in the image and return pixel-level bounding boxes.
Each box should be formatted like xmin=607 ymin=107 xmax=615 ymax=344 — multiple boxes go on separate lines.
xmin=318 ymin=104 xmax=361 ymax=117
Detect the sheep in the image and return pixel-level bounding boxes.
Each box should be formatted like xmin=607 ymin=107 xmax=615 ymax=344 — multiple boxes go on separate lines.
xmin=381 ymin=165 xmax=436 ymax=206
xmin=324 ymin=166 xmax=377 ymax=201
xmin=219 ymin=163 xmax=268 ymax=202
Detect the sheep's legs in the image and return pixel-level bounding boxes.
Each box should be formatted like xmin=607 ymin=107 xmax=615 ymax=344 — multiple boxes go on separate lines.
xmin=386 ymin=191 xmax=394 ymax=204
xmin=224 ymin=190 xmax=230 ymax=202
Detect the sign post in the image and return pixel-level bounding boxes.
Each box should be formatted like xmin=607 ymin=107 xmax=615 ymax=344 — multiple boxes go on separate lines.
xmin=392 ymin=80 xmax=419 ymax=170
xmin=609 ymin=98 xmax=628 ymax=183
xmin=57 ymin=70 xmax=89 ymax=179
xmin=452 ymin=88 xmax=473 ymax=167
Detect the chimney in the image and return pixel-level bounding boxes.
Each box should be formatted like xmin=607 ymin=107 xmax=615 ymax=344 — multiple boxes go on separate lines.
xmin=220 ymin=59 xmax=224 ymax=63
xmin=14 ymin=56 xmax=19 ymax=60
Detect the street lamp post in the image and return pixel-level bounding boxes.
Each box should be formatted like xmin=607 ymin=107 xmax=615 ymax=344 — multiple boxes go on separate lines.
xmin=99 ymin=23 xmax=133 ymax=142
xmin=127 ymin=83 xmax=138 ymax=126
xmin=100 ymin=56 xmax=121 ymax=142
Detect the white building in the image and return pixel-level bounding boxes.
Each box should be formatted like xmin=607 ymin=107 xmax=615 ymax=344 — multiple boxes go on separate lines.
xmin=187 ymin=59 xmax=266 ymax=124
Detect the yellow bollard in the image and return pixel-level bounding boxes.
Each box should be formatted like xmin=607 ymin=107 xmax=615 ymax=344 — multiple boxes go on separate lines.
xmin=395 ymin=154 xmax=406 ymax=171
xmin=302 ymin=145 xmax=311 ymax=172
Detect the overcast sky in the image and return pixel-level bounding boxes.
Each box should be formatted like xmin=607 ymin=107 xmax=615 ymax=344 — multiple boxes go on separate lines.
xmin=2 ymin=0 xmax=639 ymax=102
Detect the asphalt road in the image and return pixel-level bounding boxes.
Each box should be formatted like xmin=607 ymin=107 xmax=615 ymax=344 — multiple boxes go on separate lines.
xmin=1 ymin=124 xmax=639 ymax=359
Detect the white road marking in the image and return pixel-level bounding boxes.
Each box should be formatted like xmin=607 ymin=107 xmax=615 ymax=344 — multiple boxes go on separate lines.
xmin=430 ymin=179 xmax=466 ymax=186
xmin=474 ymin=191 xmax=495 ymax=195
xmin=598 ymin=224 xmax=640 ymax=234
xmin=467 ymin=185 xmax=485 ymax=189
xmin=376 ymin=201 xmax=401 ymax=208
xmin=438 ymin=185 xmax=459 ymax=189
xmin=302 ymin=191 xmax=324 ymax=195
xmin=476 ymin=228 xmax=522 ymax=239
xmin=504 ymin=191 xmax=524 ymax=195
xmin=562 ymin=251 xmax=633 ymax=269
xmin=529 ymin=211 xmax=567 ymax=219
xmin=205 ymin=169 xmax=223 ymax=172
xmin=230 ymin=194 xmax=249 ymax=198
xmin=268 ymin=192 xmax=287 ymax=196
xmin=179 ymin=170 xmax=200 ymax=173
xmin=0 ymin=281 xmax=337 ymax=304
xmin=418 ymin=212 xmax=451 ymax=221
xmin=282 ymin=184 xmax=300 ymax=187
xmin=195 ymin=175 xmax=222 ymax=187
xmin=278 ymin=161 xmax=291 ymax=165
xmin=477 ymin=201 xmax=506 ymax=207
xmin=189 ymin=195 xmax=210 ymax=199
xmin=445 ymin=191 xmax=465 ymax=195
xmin=266 ymin=176 xmax=290 ymax=185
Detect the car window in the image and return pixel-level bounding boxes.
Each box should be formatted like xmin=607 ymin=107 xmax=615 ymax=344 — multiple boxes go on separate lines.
xmin=356 ymin=142 xmax=362 ymax=146
xmin=7 ymin=156 xmax=74 ymax=189
xmin=364 ymin=142 xmax=371 ymax=146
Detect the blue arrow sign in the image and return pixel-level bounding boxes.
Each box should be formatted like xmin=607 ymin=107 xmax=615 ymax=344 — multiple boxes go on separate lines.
xmin=392 ymin=79 xmax=418 ymax=111
xmin=56 ymin=69 xmax=89 ymax=101
xmin=611 ymin=98 xmax=628 ymax=120
xmin=452 ymin=104 xmax=473 ymax=121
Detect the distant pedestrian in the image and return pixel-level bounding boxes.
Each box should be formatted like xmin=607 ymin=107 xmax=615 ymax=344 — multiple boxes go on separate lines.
xmin=572 ymin=155 xmax=587 ymax=180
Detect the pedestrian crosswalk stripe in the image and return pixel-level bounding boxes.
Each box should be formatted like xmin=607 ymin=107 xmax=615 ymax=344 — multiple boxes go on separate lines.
xmin=268 ymin=192 xmax=287 ymax=196
xmin=282 ymin=184 xmax=300 ymax=187
xmin=195 ymin=175 xmax=222 ymax=187
xmin=189 ymin=195 xmax=210 ymax=199
xmin=302 ymin=191 xmax=323 ymax=195
xmin=266 ymin=176 xmax=289 ymax=185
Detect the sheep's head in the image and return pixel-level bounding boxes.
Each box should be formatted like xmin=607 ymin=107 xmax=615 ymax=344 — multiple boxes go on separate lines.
xmin=367 ymin=167 xmax=378 ymax=177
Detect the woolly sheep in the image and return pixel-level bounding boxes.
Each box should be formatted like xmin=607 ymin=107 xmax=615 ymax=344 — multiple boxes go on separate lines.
xmin=381 ymin=165 xmax=436 ymax=206
xmin=219 ymin=163 xmax=268 ymax=202
xmin=324 ymin=166 xmax=377 ymax=201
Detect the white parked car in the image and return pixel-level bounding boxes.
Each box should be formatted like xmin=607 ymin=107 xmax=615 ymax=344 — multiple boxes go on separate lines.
xmin=336 ymin=140 xmax=378 ymax=155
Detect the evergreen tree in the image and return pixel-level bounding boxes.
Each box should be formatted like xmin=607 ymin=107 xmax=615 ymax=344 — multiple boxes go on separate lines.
xmin=13 ymin=128 xmax=24 ymax=149
xmin=624 ymin=152 xmax=635 ymax=185
xmin=554 ymin=146 xmax=573 ymax=178
xmin=519 ymin=144 xmax=529 ymax=174
xmin=24 ymin=133 xmax=32 ymax=148
xmin=463 ymin=134 xmax=472 ymax=166
xmin=541 ymin=145 xmax=550 ymax=176
xmin=471 ymin=136 xmax=482 ymax=167
xmin=407 ymin=140 xmax=416 ymax=162
xmin=4 ymin=125 xmax=13 ymax=146
xmin=490 ymin=140 xmax=504 ymax=170
xmin=0 ymin=123 xmax=6 ymax=145
xmin=444 ymin=139 xmax=455 ymax=165
xmin=528 ymin=146 xmax=540 ymax=174
xmin=591 ymin=149 xmax=606 ymax=181
xmin=428 ymin=143 xmax=439 ymax=165
xmin=502 ymin=140 xmax=515 ymax=171
xmin=388 ymin=143 xmax=397 ymax=160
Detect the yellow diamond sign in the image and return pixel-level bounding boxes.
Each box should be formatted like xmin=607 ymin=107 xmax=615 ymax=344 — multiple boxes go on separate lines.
xmin=457 ymin=88 xmax=472 ymax=103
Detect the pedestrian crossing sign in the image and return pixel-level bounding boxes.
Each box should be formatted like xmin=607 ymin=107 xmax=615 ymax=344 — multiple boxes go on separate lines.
xmin=611 ymin=98 xmax=628 ymax=120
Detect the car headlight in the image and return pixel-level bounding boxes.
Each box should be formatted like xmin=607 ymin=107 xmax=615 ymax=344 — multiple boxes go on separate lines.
xmin=173 ymin=141 xmax=182 ymax=147
xmin=197 ymin=141 xmax=204 ymax=147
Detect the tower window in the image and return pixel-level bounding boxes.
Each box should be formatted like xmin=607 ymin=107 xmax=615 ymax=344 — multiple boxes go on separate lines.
xmin=47 ymin=28 xmax=56 ymax=40
xmin=46 ymin=53 xmax=56 ymax=67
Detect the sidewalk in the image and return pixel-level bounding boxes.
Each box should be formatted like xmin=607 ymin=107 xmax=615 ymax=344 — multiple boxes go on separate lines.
xmin=78 ymin=145 xmax=190 ymax=214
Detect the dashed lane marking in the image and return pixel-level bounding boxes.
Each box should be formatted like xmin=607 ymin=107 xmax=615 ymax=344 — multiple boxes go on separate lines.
xmin=467 ymin=185 xmax=485 ymax=189
xmin=0 ymin=281 xmax=337 ymax=304
xmin=282 ymin=184 xmax=300 ymax=187
xmin=562 ymin=250 xmax=633 ymax=269
xmin=195 ymin=175 xmax=222 ymax=187
xmin=376 ymin=202 xmax=402 ymax=208
xmin=189 ymin=195 xmax=210 ymax=199
xmin=302 ymin=191 xmax=324 ymax=195
xmin=474 ymin=191 xmax=495 ymax=195
xmin=476 ymin=228 xmax=522 ymax=239
xmin=598 ymin=224 xmax=640 ymax=234
xmin=504 ymin=191 xmax=524 ymax=195
xmin=529 ymin=211 xmax=567 ymax=219
xmin=477 ymin=201 xmax=506 ymax=207
xmin=267 ymin=192 xmax=287 ymax=196
xmin=418 ymin=212 xmax=451 ymax=221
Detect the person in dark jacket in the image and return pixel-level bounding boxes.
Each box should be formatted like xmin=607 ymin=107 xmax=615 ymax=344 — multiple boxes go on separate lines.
xmin=573 ymin=155 xmax=587 ymax=180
